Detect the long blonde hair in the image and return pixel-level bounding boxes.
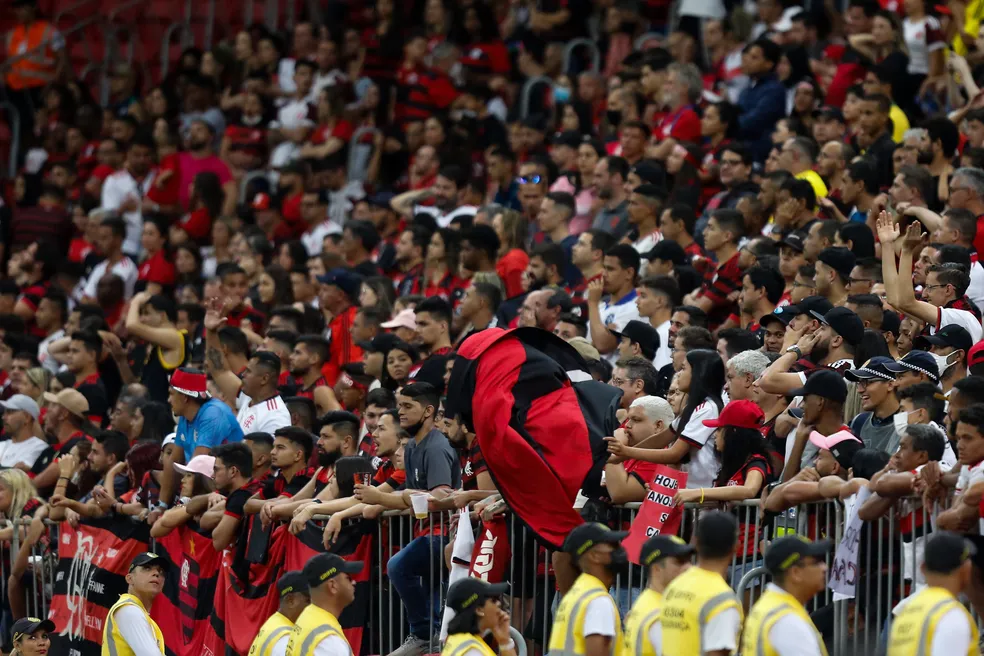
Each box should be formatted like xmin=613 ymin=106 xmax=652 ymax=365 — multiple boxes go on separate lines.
xmin=0 ymin=469 xmax=41 ymax=520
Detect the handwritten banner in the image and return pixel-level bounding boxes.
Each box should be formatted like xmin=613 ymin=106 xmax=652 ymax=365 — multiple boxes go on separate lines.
xmin=623 ymin=466 xmax=689 ymax=565
xmin=828 ymin=486 xmax=871 ymax=599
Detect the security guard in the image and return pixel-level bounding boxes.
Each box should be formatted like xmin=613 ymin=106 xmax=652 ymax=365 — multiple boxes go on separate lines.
xmin=888 ymin=531 xmax=979 ymax=656
xmin=660 ymin=510 xmax=743 ymax=656
xmin=623 ymin=535 xmax=693 ymax=656
xmin=249 ymin=571 xmax=310 ymax=656
xmin=442 ymin=578 xmax=517 ymax=656
xmin=742 ymin=535 xmax=831 ymax=656
xmin=286 ymin=553 xmax=361 ymax=656
xmin=102 ymin=552 xmax=168 ymax=656
xmin=547 ymin=523 xmax=627 ymax=656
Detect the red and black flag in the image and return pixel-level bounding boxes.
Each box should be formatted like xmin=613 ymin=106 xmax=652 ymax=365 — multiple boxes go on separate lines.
xmin=446 ymin=328 xmax=620 ymax=549
xmin=48 ymin=517 xmax=151 ymax=656
xmin=282 ymin=519 xmax=374 ymax=656
xmin=149 ymin=522 xmax=222 ymax=656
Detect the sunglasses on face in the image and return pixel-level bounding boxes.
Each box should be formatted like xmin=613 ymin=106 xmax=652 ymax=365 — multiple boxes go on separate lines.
xmin=518 ymin=175 xmax=542 ymax=185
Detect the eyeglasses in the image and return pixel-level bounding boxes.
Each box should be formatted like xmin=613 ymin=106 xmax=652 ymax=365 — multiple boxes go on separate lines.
xmin=923 ymin=283 xmax=950 ymax=292
xmin=518 ymin=175 xmax=542 ymax=185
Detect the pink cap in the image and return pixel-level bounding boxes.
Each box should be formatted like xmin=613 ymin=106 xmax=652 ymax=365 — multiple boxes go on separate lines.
xmin=173 ymin=455 xmax=215 ymax=478
xmin=808 ymin=429 xmax=861 ymax=451
xmin=381 ymin=308 xmax=417 ymax=330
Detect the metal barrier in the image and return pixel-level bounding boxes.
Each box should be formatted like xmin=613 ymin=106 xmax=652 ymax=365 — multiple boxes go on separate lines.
xmin=347 ymin=127 xmax=381 ymax=184
xmin=160 ymin=22 xmax=195 ymax=82
xmin=0 ymin=102 xmax=21 ymax=179
xmin=519 ymin=76 xmax=554 ymax=121
xmin=562 ymin=39 xmax=601 ymax=75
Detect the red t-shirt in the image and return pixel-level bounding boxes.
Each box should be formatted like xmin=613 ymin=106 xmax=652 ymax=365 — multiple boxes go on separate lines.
xmin=655 ymin=106 xmax=701 ymax=143
xmin=496 ymin=249 xmax=530 ymax=299
xmin=138 ymin=250 xmax=176 ymax=287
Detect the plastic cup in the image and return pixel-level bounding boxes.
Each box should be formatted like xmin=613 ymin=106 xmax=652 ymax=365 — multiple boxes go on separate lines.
xmin=411 ymin=493 xmax=429 ymax=520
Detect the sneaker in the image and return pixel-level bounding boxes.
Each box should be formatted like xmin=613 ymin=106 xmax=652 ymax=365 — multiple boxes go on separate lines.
xmin=387 ymin=634 xmax=428 ymax=656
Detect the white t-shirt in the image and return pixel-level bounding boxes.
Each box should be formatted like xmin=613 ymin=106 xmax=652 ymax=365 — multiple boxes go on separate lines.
xmin=967 ymin=260 xmax=984 ymax=309
xmin=704 ymin=607 xmax=742 ymax=653
xmin=634 ymin=231 xmax=662 ymax=276
xmin=930 ymin=607 xmax=973 ymax=654
xmin=275 ymin=99 xmax=316 ymax=131
xmin=582 ymin=595 xmax=617 ymax=638
xmin=653 ymin=319 xmax=672 ymax=371
xmin=934 ymin=307 xmax=983 ymax=343
xmin=313 ymin=635 xmax=352 ymax=656
xmin=83 ymin=256 xmax=139 ymax=300
xmin=903 ymin=16 xmax=945 ymax=75
xmin=328 ymin=181 xmax=366 ymax=227
xmin=270 ymin=633 xmax=289 ymax=656
xmin=38 ymin=328 xmax=65 ymax=374
xmin=671 ymin=400 xmax=721 ymax=489
xmin=593 ymin=291 xmax=643 ymax=364
xmin=114 ymin=603 xmax=166 ymax=656
xmin=101 ymin=169 xmax=156 ymax=257
xmin=236 ymin=392 xmax=291 ymax=435
xmin=302 ymin=220 xmax=342 ymax=256
xmin=0 ymin=436 xmax=50 ymax=469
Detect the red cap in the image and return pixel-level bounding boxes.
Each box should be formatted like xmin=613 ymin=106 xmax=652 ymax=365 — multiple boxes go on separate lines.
xmin=251 ymin=192 xmax=271 ymax=210
xmin=169 ymin=369 xmax=207 ymax=399
xmin=969 ymin=341 xmax=984 ymax=368
xmin=702 ymin=400 xmax=764 ymax=430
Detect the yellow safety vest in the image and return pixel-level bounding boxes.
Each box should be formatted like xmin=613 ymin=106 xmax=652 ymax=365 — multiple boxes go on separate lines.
xmin=888 ymin=586 xmax=980 ymax=656
xmin=443 ymin=633 xmax=498 ymax=656
xmin=286 ymin=603 xmax=350 ymax=656
xmin=548 ymin=572 xmax=624 ymax=656
xmin=249 ymin=611 xmax=295 ymax=656
xmin=741 ymin=585 xmax=828 ymax=656
xmin=622 ymin=588 xmax=662 ymax=656
xmin=101 ymin=593 xmax=165 ymax=656
xmin=660 ymin=566 xmax=742 ymax=656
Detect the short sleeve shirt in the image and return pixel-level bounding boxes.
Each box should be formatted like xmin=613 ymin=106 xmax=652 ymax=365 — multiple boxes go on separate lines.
xmin=235 ymin=392 xmax=291 ymax=435
xmin=404 ymin=429 xmax=461 ymax=491
xmin=671 ymin=400 xmax=721 ymax=489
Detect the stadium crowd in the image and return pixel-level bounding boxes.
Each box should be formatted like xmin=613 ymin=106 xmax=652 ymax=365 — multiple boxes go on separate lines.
xmin=8 ymin=0 xmax=984 ymax=652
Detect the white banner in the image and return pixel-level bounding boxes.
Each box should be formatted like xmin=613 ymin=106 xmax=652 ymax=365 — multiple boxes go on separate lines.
xmin=828 ymin=487 xmax=872 ymax=599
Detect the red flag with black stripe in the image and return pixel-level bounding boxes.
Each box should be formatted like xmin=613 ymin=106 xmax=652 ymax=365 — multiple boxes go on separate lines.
xmin=281 ymin=519 xmax=374 ymax=656
xmin=47 ymin=516 xmax=151 ymax=656
xmin=149 ymin=521 xmax=222 ymax=656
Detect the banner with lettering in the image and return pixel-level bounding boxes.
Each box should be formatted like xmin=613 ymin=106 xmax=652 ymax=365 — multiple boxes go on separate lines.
xmin=622 ymin=466 xmax=688 ymax=565
xmin=828 ymin=487 xmax=871 ymax=599
xmin=468 ymin=516 xmax=511 ymax=583
xmin=48 ymin=517 xmax=151 ymax=656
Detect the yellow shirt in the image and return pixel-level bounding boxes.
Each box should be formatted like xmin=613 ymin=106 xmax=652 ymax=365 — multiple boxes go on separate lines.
xmin=954 ymin=0 xmax=984 ymax=55
xmin=795 ymin=169 xmax=828 ymax=200
xmin=890 ymin=104 xmax=910 ymax=143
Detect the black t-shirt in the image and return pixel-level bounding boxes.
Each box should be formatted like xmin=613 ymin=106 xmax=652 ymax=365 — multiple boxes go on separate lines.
xmin=259 ymin=466 xmax=314 ymax=499
xmin=225 ymin=486 xmax=252 ymax=519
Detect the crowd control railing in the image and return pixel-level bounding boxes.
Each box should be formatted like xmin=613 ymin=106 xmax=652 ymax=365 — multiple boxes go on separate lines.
xmin=0 ymin=495 xmax=969 ymax=655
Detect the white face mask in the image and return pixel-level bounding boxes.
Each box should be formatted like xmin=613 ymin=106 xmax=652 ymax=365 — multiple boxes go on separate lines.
xmin=931 ymin=351 xmax=961 ymax=378
xmin=894 ymin=411 xmax=911 ymax=437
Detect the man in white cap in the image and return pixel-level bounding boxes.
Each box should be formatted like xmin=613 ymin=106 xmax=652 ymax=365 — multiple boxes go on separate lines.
xmin=0 ymin=394 xmax=47 ymax=469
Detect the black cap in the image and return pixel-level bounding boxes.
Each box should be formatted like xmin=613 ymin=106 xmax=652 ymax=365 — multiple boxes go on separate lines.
xmin=810 ymin=307 xmax=864 ymax=347
xmin=916 ymin=324 xmax=974 ymax=353
xmin=765 ymin=535 xmax=832 ymax=575
xmin=760 ymin=312 xmax=785 ymax=328
xmin=316 ymin=268 xmax=364 ymax=300
xmin=780 ymin=231 xmax=806 ymax=253
xmin=279 ymin=160 xmax=307 ymax=176
xmin=612 ymin=320 xmax=660 ymax=361
xmin=630 ymin=161 xmax=666 ymax=187
xmin=644 ymin=240 xmax=687 ymax=264
xmin=551 ymin=130 xmax=582 ymax=149
xmin=923 ymin=531 xmax=977 ymax=574
xmin=634 ymin=183 xmax=668 ymax=202
xmin=639 ymin=535 xmax=694 ymax=566
xmin=277 ymin=571 xmax=310 ymax=597
xmin=302 ymin=553 xmax=364 ymax=587
xmin=881 ymin=309 xmax=901 ymax=337
xmin=368 ymin=191 xmax=396 ymax=208
xmin=788 ymin=369 xmax=848 ymax=403
xmin=10 ymin=617 xmax=55 ymax=643
xmin=845 ymin=356 xmax=902 ymax=382
xmin=562 ymin=522 xmax=629 ymax=557
xmin=897 ymin=350 xmax=940 ymax=384
xmin=817 ymin=247 xmax=856 ymax=281
xmin=358 ymin=332 xmax=401 ymax=353
xmin=129 ymin=551 xmax=170 ymax=573
xmin=446 ymin=578 xmax=509 ymax=614
xmin=783 ymin=296 xmax=834 ymax=323
xmin=813 ymin=106 xmax=845 ymax=123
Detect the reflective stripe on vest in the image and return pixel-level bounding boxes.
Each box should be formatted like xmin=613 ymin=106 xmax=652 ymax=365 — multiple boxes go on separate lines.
xmin=301 ymin=625 xmax=346 ymax=656
xmin=914 ymin=599 xmax=959 ymax=656
xmin=633 ymin=608 xmax=660 ymax=656
xmin=697 ymin=592 xmax=739 ymax=656
xmin=753 ymin=605 xmax=791 ymax=656
xmin=257 ymin=626 xmax=292 ymax=656
xmin=449 ymin=637 xmax=490 ymax=656
xmin=103 ymin=603 xmax=125 ymax=656
xmin=548 ymin=590 xmax=611 ymax=656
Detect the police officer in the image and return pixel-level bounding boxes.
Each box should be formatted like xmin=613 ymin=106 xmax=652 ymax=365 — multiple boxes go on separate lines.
xmin=742 ymin=535 xmax=831 ymax=656
xmin=286 ymin=553 xmax=361 ymax=656
xmin=102 ymin=552 xmax=168 ymax=656
xmin=547 ymin=523 xmax=627 ymax=656
xmin=442 ymin=578 xmax=517 ymax=656
xmin=888 ymin=531 xmax=979 ymax=655
xmin=623 ymin=535 xmax=693 ymax=656
xmin=659 ymin=511 xmax=742 ymax=656
xmin=249 ymin=571 xmax=310 ymax=656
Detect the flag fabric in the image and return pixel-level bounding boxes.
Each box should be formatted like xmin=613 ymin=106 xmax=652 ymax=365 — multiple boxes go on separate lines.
xmin=48 ymin=517 xmax=151 ymax=656
xmin=150 ymin=522 xmax=223 ymax=656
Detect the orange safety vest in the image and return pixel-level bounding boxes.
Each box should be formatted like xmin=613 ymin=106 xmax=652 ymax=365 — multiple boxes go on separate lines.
xmin=5 ymin=21 xmax=58 ymax=90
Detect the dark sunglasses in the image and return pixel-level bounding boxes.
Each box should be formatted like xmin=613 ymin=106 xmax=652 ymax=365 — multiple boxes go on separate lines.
xmin=517 ymin=175 xmax=542 ymax=185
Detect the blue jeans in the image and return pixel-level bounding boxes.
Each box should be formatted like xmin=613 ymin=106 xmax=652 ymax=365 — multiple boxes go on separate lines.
xmin=388 ymin=534 xmax=447 ymax=639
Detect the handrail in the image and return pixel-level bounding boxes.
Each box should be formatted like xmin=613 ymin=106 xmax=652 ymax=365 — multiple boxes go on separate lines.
xmin=53 ymin=0 xmax=101 ymax=26
xmin=0 ymin=102 xmax=21 ymax=178
xmin=519 ymin=75 xmax=554 ymax=120
xmin=160 ymin=22 xmax=193 ymax=81
xmin=347 ymin=126 xmax=380 ymax=183
xmin=634 ymin=31 xmax=664 ymax=51
xmin=239 ymin=170 xmax=270 ymax=203
xmin=107 ymin=0 xmax=147 ymax=24
xmin=562 ymin=38 xmax=601 ymax=74
xmin=204 ymin=0 xmax=217 ymax=50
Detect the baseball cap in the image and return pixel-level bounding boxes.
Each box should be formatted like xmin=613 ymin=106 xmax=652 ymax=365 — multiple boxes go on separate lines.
xmin=923 ymin=531 xmax=977 ymax=574
xmin=129 ymin=551 xmax=170 ymax=573
xmin=630 ymin=161 xmax=666 ymax=187
xmin=897 ymin=350 xmax=940 ymax=384
xmin=813 ymin=106 xmax=845 ymax=123
xmin=783 ymin=296 xmax=834 ymax=322
xmin=551 ymin=130 xmax=582 ymax=149
xmin=916 ymin=324 xmax=974 ymax=353
xmin=0 ymin=394 xmax=39 ymax=420
xmin=43 ymin=388 xmax=89 ymax=419
xmin=639 ymin=535 xmax=694 ymax=566
xmin=368 ymin=191 xmax=396 ymax=208
xmin=568 ymin=336 xmax=601 ymax=362
xmin=970 ymin=341 xmax=984 ymax=369
xmin=381 ymin=308 xmax=417 ymax=331
xmin=562 ymin=522 xmax=629 ymax=556
xmin=810 ymin=307 xmax=864 ymax=347
xmin=173 ymin=455 xmax=215 ymax=478
xmin=169 ymin=368 xmax=208 ymax=399
xmin=612 ymin=320 xmax=660 ymax=361
xmin=358 ymin=332 xmax=401 ymax=353
xmin=251 ymin=192 xmax=273 ymax=211
xmin=302 ymin=552 xmax=363 ymax=587
xmin=317 ymin=268 xmax=364 ymax=301
xmin=446 ymin=578 xmax=510 ymax=614
xmin=844 ymin=356 xmax=902 ymax=383
xmin=644 ymin=240 xmax=687 ymax=265
xmin=788 ymin=369 xmax=848 ymax=403
xmin=10 ymin=617 xmax=55 ymax=643
xmin=817 ymin=247 xmax=856 ymax=281
xmin=764 ymin=535 xmax=832 ymax=575
xmin=808 ymin=429 xmax=863 ymax=469
xmin=780 ymin=230 xmax=806 ymax=253
xmin=760 ymin=312 xmax=785 ymax=328
xmin=702 ymin=400 xmax=765 ymax=429
xmin=277 ymin=571 xmax=310 ymax=598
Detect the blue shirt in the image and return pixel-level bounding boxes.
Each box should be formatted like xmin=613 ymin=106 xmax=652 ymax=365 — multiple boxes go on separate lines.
xmin=174 ymin=398 xmax=244 ymax=462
